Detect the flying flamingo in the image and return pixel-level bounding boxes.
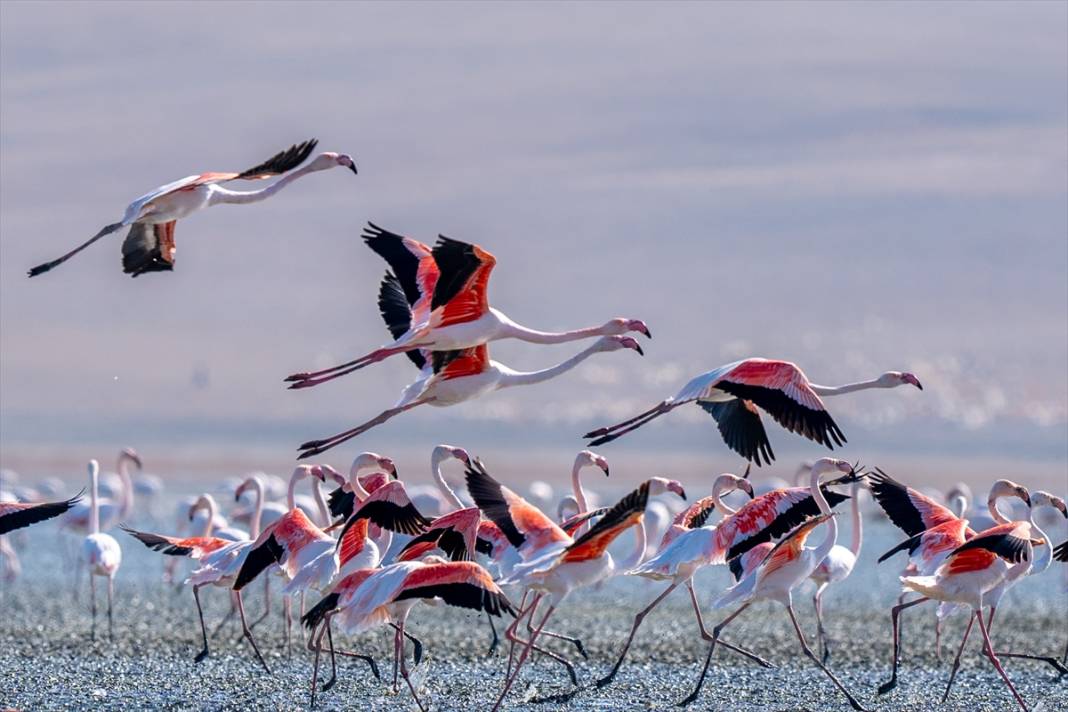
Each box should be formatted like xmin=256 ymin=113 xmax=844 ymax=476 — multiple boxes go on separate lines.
xmin=901 ymin=519 xmax=1043 ymax=710
xmin=870 ymin=472 xmax=1030 ymax=693
xmin=678 ymin=458 xmax=869 ymax=710
xmin=285 ymin=222 xmax=649 ymax=388
xmin=584 ymin=359 xmax=922 ymax=464
xmin=304 ymin=557 xmax=514 ymax=711
xmin=297 ymin=336 xmax=644 ymax=459
xmin=597 ymin=471 xmax=766 ymax=689
xmin=27 ymin=139 xmax=356 ymax=277
xmin=63 ymin=449 xmax=142 ymax=534
xmin=82 ymin=460 xmax=122 ymax=641
xmin=0 ymin=491 xmax=82 ymax=535
xmin=465 ymin=459 xmax=685 ymax=710
xmin=808 ymin=472 xmax=865 ymax=662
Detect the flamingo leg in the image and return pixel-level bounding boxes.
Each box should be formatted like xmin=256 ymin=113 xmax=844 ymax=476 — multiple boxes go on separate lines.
xmin=676 ymin=601 xmax=751 ymax=707
xmin=297 ymin=399 xmax=432 ymax=459
xmin=27 ymin=220 xmax=124 ymax=277
xmin=210 ymin=592 xmax=237 ymax=639
xmin=785 ymin=604 xmax=869 ymax=711
xmin=309 ymin=620 xmax=327 ymax=707
xmin=585 ymin=402 xmax=673 ymax=446
xmin=397 ymin=618 xmax=427 ymax=712
xmin=485 ymin=612 xmax=499 ymax=656
xmin=300 ymin=591 xmax=307 ymax=644
xmin=942 ymin=614 xmax=975 ymax=702
xmin=106 ymin=575 xmax=115 ymax=641
xmin=688 ymin=580 xmax=773 ymax=667
xmin=524 ymin=615 xmax=588 ymax=659
xmin=506 ymin=590 xmax=533 ymax=676
xmin=987 ymin=600 xmax=1068 ymax=674
xmin=493 ymin=603 xmax=556 ymax=712
xmin=597 ymin=582 xmax=678 ymax=688
xmin=975 ymin=609 xmax=1030 ymax=711
xmin=584 ymin=400 xmax=670 ymax=439
xmin=286 ymin=343 xmax=433 ymax=389
xmin=193 ymin=584 xmax=211 ymax=663
xmin=878 ymin=595 xmax=929 ymax=695
xmin=284 ymin=595 xmax=293 ymax=654
xmin=814 ymin=584 xmax=830 ymax=663
xmin=237 ymin=591 xmax=272 ymax=674
xmin=250 ymin=576 xmax=271 ymax=629
xmin=935 ymin=612 xmax=944 ymax=660
xmin=89 ymin=574 xmax=97 ymax=641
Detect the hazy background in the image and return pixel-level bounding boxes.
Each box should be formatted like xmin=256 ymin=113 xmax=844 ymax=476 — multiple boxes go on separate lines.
xmin=1 ymin=1 xmax=1065 ymax=491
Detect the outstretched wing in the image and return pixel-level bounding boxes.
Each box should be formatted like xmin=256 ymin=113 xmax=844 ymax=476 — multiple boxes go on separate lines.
xmin=559 ymin=481 xmax=650 ymax=564
xmin=464 ymin=459 xmax=569 ymax=554
xmin=231 ymin=139 xmax=318 ymax=180
xmin=121 ymin=221 xmax=177 ymax=276
xmin=430 ymin=236 xmax=496 ymax=325
xmin=378 ymin=273 xmax=427 ymax=369
xmin=699 ymin=399 xmax=775 ymax=466
xmin=0 ymin=494 xmax=82 ymax=536
xmin=868 ymin=468 xmax=961 ymax=537
xmin=363 ymin=223 xmax=436 ymax=306
xmin=335 ymin=481 xmax=431 ymax=545
xmin=121 ymin=526 xmax=230 ymax=559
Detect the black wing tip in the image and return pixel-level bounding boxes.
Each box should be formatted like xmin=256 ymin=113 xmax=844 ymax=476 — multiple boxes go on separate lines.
xmin=28 ymin=261 xmax=57 ymax=277
xmin=302 ymin=592 xmax=340 ymax=630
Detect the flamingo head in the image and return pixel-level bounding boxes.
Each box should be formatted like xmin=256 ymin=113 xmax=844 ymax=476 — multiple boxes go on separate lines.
xmin=234 ymin=475 xmax=262 ymax=502
xmin=120 ymin=448 xmax=143 ymax=470
xmin=815 ymin=458 xmax=860 ymax=485
xmin=649 ymin=477 xmax=686 ymax=500
xmin=605 ymin=318 xmax=652 ymax=339
xmin=731 ymin=473 xmax=755 ymax=499
xmin=433 ymin=444 xmax=470 ymax=466
xmin=557 ymin=494 xmax=580 ymax=522
xmin=600 ymin=335 xmax=644 ymax=356
xmin=988 ymin=479 xmax=1031 ymax=508
xmin=351 ymin=452 xmax=397 ymax=480
xmin=314 ymin=464 xmax=348 ymax=486
xmin=188 ymin=494 xmax=214 ymax=521
xmin=880 ymin=371 xmax=923 ymax=390
xmin=1029 ymin=490 xmax=1065 ymax=517
xmin=576 ymin=450 xmax=610 ymax=477
xmin=313 ymin=151 xmax=358 ymax=175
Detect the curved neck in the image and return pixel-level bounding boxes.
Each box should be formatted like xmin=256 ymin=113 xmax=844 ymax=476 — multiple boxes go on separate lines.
xmin=1029 ymin=510 xmax=1052 ymax=575
xmin=347 ymin=467 xmax=371 ymax=502
xmin=117 ymin=457 xmax=135 ymax=518
xmin=810 ymin=377 xmax=885 ymax=397
xmin=950 ymin=494 xmax=968 ymax=519
xmin=710 ymin=477 xmax=738 ymax=515
xmin=431 ymin=452 xmax=465 ymax=510
xmin=249 ymin=480 xmax=264 ymax=539
xmin=571 ymin=458 xmax=591 ymax=516
xmin=498 ymin=341 xmax=609 ymax=388
xmin=288 ymin=469 xmax=308 ymax=511
xmin=618 ymin=515 xmax=647 ymax=571
xmin=809 ymin=465 xmax=837 ymax=557
xmin=199 ymin=496 xmax=217 ymax=537
xmin=848 ymin=480 xmax=863 ymax=557
xmin=210 ymin=164 xmax=322 ymax=205
xmin=311 ymin=478 xmax=331 ymax=527
xmin=89 ymin=469 xmax=100 ymax=535
xmin=989 ymin=495 xmax=1012 ymax=525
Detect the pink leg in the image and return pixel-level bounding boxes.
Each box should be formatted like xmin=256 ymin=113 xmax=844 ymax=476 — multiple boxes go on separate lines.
xmin=584 ymin=400 xmax=670 ymax=438
xmin=397 ymin=618 xmax=427 ymax=712
xmin=941 ymin=613 xmax=974 ymax=702
xmin=298 ymin=399 xmax=431 ymax=459
xmin=237 ymin=591 xmax=272 ymax=674
xmin=785 ymin=604 xmax=868 ymax=711
xmin=597 ymin=582 xmax=678 ymax=688
xmin=493 ymin=603 xmax=555 ymax=712
xmin=689 ymin=581 xmax=772 ymax=667
xmin=975 ymin=609 xmax=1029 ymax=711
xmin=286 ymin=344 xmax=432 ymax=388
xmin=878 ymin=596 xmax=929 ymax=695
xmin=585 ymin=403 xmax=673 ymax=446
xmin=676 ymin=600 xmax=751 ymax=706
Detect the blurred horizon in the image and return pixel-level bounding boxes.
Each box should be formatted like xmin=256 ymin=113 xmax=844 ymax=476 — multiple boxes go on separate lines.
xmin=1 ymin=1 xmax=1065 ymax=492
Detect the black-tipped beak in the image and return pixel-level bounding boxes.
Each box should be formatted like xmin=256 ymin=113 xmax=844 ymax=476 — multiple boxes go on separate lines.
xmin=679 ymin=488 xmax=687 ymax=500
xmin=349 ymin=163 xmax=358 ymax=175
xmin=602 ymin=466 xmax=610 ymax=477
xmin=641 ymin=326 xmax=652 ymax=339
xmin=1022 ymin=492 xmax=1032 ymax=507
xmin=914 ymin=380 xmax=923 ymax=391
xmin=634 ymin=344 xmax=644 ymax=356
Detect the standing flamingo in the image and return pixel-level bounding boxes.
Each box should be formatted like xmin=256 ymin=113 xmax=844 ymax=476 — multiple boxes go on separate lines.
xmin=809 ymin=473 xmax=865 ymax=662
xmin=467 ymin=459 xmax=685 ymax=710
xmin=63 ymin=449 xmax=142 ymax=534
xmin=1055 ymin=540 xmax=1068 ymax=665
xmin=597 ymin=471 xmax=765 ymax=689
xmin=27 ymin=139 xmax=356 ymax=277
xmin=297 ymin=336 xmax=644 ymax=458
xmin=902 ymin=519 xmax=1043 ymax=711
xmin=584 ymin=359 xmax=921 ymax=464
xmin=871 ymin=472 xmax=1031 ymax=693
xmin=285 ymin=222 xmax=649 ymax=388
xmin=678 ymin=458 xmax=869 ymax=710
xmin=81 ymin=460 xmax=122 ymax=641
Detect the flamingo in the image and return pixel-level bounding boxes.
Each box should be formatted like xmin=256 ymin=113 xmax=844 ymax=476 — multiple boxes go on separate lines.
xmin=597 ymin=471 xmax=766 ymax=689
xmin=678 ymin=458 xmax=869 ymax=710
xmin=63 ymin=448 xmax=142 ymax=534
xmin=321 ymin=452 xmax=398 ymax=524
xmin=298 ymin=335 xmax=644 ymax=459
xmin=285 ymin=222 xmax=650 ymax=388
xmin=1054 ymin=540 xmax=1068 ymax=666
xmin=808 ymin=472 xmax=865 ymax=662
xmin=305 ymin=557 xmax=514 ymax=711
xmin=901 ymin=519 xmax=1043 ymax=710
xmin=870 ymin=472 xmax=1031 ymax=693
xmin=465 ymin=459 xmax=685 ymax=710
xmin=0 ymin=491 xmax=82 ymax=535
xmin=584 ymin=359 xmax=922 ymax=464
xmin=27 ymin=139 xmax=356 ymax=277
xmin=81 ymin=460 xmax=122 ymax=641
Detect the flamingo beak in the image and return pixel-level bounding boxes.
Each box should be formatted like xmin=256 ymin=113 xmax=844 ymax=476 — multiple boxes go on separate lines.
xmin=633 ymin=343 xmax=644 ymax=356
xmin=739 ymin=479 xmax=755 ymax=499
xmin=349 ymin=162 xmax=359 ymax=175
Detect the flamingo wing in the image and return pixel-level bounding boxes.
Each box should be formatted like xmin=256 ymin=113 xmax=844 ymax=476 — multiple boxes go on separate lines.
xmin=560 ymin=507 xmax=610 ymax=535
xmin=950 ymin=522 xmax=1036 ymax=565
xmin=464 ymin=459 xmax=569 ymax=553
xmin=337 ymin=481 xmax=431 ymax=540
xmin=394 ymin=561 xmax=514 ymax=617
xmin=121 ymin=221 xmax=178 ymax=276
xmin=868 ymin=468 xmax=961 ymax=536
xmin=1054 ymin=540 xmax=1067 ymax=563
xmin=559 ymin=481 xmax=650 ymax=564
xmin=878 ymin=518 xmax=969 ymax=564
xmin=229 ymin=138 xmax=319 ymax=181
xmin=234 ymin=521 xmax=285 ymax=590
xmin=398 ymin=513 xmax=478 ymax=562
xmin=713 ymin=360 xmax=845 ymax=450
xmin=362 ymin=223 xmax=436 ymax=306
xmin=699 ymin=399 xmax=775 ymax=465
xmin=377 ymin=273 xmax=427 ymax=369
xmin=430 ymin=236 xmax=497 ymax=325
xmin=714 ymin=486 xmax=850 ymax=563
xmin=121 ymin=526 xmax=230 ymax=558
xmin=432 ymin=345 xmax=490 ymax=380
xmin=0 ymin=494 xmax=82 ymax=536
xmin=756 ymin=513 xmax=831 ymax=579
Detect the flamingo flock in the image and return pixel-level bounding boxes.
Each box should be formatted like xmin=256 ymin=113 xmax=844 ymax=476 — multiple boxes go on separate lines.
xmin=6 ymin=137 xmax=1063 ymax=712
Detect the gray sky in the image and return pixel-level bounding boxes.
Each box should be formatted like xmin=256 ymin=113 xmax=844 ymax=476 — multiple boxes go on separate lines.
xmin=1 ymin=1 xmax=1065 ymax=487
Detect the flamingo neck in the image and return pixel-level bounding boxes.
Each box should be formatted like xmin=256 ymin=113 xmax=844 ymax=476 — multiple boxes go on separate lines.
xmin=117 ymin=455 xmax=135 ymax=519
xmin=209 ymin=163 xmax=324 ymax=206
xmin=497 ymin=313 xmax=609 ymax=345
xmin=249 ymin=479 xmax=264 ymax=539
xmin=810 ymin=377 xmax=885 ymax=396
xmin=311 ymin=477 xmax=331 ymax=527
xmin=950 ymin=494 xmax=968 ymax=519
xmin=199 ymin=496 xmax=217 ymax=537
xmin=988 ymin=495 xmax=1012 ymax=525
xmin=287 ymin=468 xmax=307 ymax=511
xmin=809 ymin=464 xmax=838 ymax=560
xmin=1028 ymin=509 xmax=1052 ymax=576
xmin=431 ymin=452 xmax=465 ymax=510
xmin=89 ymin=469 xmax=100 ymax=535
xmin=618 ymin=515 xmax=647 ymax=571
xmin=848 ymin=480 xmax=863 ymax=557
xmin=571 ymin=458 xmax=591 ymax=516
xmin=710 ymin=476 xmax=738 ymax=515
xmin=497 ymin=341 xmax=610 ymax=388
